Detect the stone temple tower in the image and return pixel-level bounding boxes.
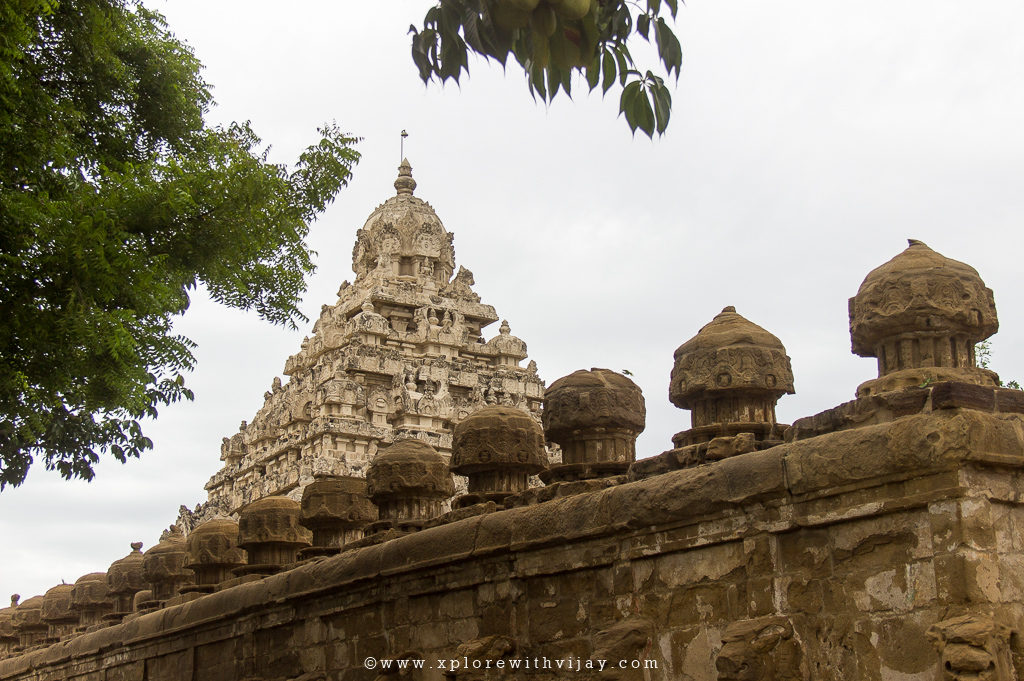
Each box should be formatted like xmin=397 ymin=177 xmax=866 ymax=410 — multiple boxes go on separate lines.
xmin=187 ymin=160 xmax=546 ymax=525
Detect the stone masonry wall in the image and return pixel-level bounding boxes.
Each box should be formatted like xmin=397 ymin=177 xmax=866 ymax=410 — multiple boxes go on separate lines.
xmin=4 ymin=407 xmax=1024 ymax=681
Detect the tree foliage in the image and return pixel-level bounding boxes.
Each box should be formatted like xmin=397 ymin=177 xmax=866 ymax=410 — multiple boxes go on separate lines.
xmin=410 ymin=0 xmax=682 ymax=138
xmin=0 ymin=0 xmax=361 ymax=488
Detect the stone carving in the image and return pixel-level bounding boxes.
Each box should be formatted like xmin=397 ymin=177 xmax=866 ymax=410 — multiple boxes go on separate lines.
xmin=69 ymin=573 xmax=112 ymax=630
xmin=366 ymin=439 xmax=454 ymax=532
xmin=927 ymin=614 xmax=1016 ymax=681
xmin=235 ymin=497 xmax=312 ymax=577
xmin=443 ymin=266 xmax=481 ymax=302
xmin=850 ymin=240 xmax=999 ymax=396
xmin=716 ymin=616 xmax=807 ymax=681
xmin=10 ymin=595 xmax=45 ymax=650
xmin=670 ymin=306 xmax=793 ymax=448
xmin=542 ymin=368 xmax=645 ymax=482
xmin=299 ymin=475 xmax=377 ymax=556
xmin=105 ymin=542 xmax=145 ymax=620
xmin=39 ymin=584 xmax=75 ymax=642
xmin=185 ymin=519 xmax=246 ymax=591
xmin=450 ymin=405 xmax=547 ymax=507
xmin=140 ymin=530 xmax=192 ymax=606
xmin=185 ymin=160 xmax=546 ymax=528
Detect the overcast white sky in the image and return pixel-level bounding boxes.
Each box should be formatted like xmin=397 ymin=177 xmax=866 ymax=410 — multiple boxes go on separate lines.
xmin=2 ymin=0 xmax=1023 ymax=603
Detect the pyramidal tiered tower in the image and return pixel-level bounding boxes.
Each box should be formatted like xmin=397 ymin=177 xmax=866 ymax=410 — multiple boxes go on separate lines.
xmin=190 ymin=160 xmax=545 ymax=524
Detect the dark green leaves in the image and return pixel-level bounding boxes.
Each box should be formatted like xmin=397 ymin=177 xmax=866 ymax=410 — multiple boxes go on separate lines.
xmin=411 ymin=0 xmax=683 ymax=138
xmin=619 ymin=71 xmax=671 ymax=136
xmin=0 ymin=0 xmax=361 ymax=489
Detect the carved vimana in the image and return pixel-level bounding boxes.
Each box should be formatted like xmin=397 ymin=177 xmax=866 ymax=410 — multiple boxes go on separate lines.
xmin=183 ymin=159 xmax=546 ymax=527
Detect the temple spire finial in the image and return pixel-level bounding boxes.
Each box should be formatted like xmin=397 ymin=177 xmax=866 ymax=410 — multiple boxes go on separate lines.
xmin=394 ymin=157 xmax=416 ymax=196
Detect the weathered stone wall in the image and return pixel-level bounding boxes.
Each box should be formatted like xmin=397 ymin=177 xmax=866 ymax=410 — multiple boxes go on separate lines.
xmin=4 ymin=407 xmax=1024 ymax=681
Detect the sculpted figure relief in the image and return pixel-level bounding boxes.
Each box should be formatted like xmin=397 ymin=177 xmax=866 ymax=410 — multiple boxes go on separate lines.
xmin=715 ymin=617 xmax=807 ymax=681
xmin=927 ymin=614 xmax=1017 ymax=681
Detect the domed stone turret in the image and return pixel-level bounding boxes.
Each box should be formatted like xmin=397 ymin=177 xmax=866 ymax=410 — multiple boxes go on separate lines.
xmin=140 ymin=530 xmax=192 ymax=609
xmin=849 ymin=239 xmax=999 ymax=396
xmin=451 ymin=406 xmax=547 ymax=508
xmin=366 ymin=439 xmax=454 ymax=532
xmin=40 ymin=584 xmax=76 ymax=643
xmin=542 ymin=368 xmax=645 ymax=482
xmin=351 ymin=159 xmax=454 ymax=286
xmin=0 ymin=599 xmax=17 ymax=659
xmin=669 ymin=306 xmax=794 ymax=448
xmin=235 ymin=496 xmax=312 ymax=577
xmin=486 ymin=321 xmax=528 ymax=367
xmin=299 ymin=475 xmax=377 ymax=557
xmin=70 ymin=573 xmax=112 ymax=631
xmin=11 ymin=595 xmax=46 ymax=650
xmin=106 ymin=542 xmax=145 ymax=621
xmin=186 ymin=519 xmax=246 ymax=592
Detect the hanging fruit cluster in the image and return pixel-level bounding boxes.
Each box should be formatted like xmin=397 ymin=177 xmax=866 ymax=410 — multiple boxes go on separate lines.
xmin=489 ymin=0 xmax=598 ymax=71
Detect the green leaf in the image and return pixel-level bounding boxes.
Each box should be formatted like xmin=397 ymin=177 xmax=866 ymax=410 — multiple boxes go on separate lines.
xmin=634 ymin=85 xmax=656 ymax=137
xmin=651 ymin=77 xmax=672 ymax=134
xmin=655 ymin=17 xmax=682 ymax=78
xmin=637 ymin=14 xmax=651 ymax=40
xmin=601 ymin=49 xmax=616 ymax=94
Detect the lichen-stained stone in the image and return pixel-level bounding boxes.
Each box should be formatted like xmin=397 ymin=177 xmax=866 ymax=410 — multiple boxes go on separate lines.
xmin=299 ymin=475 xmax=377 ymax=556
xmin=366 ymin=439 xmax=454 ymax=530
xmin=451 ymin=405 xmax=546 ymax=507
xmin=670 ymin=306 xmax=793 ymax=448
xmin=140 ymin=531 xmax=192 ymax=606
xmin=236 ymin=496 xmax=312 ymax=576
xmin=850 ymin=239 xmax=999 ymax=397
xmin=185 ymin=519 xmax=245 ymax=590
xmin=542 ymin=368 xmax=645 ymax=481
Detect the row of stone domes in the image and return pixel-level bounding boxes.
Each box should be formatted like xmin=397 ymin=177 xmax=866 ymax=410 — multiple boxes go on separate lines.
xmin=2 ymin=240 xmax=999 ymax=660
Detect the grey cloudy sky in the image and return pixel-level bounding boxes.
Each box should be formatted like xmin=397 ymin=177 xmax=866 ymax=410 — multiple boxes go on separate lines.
xmin=2 ymin=0 xmax=1023 ymax=602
